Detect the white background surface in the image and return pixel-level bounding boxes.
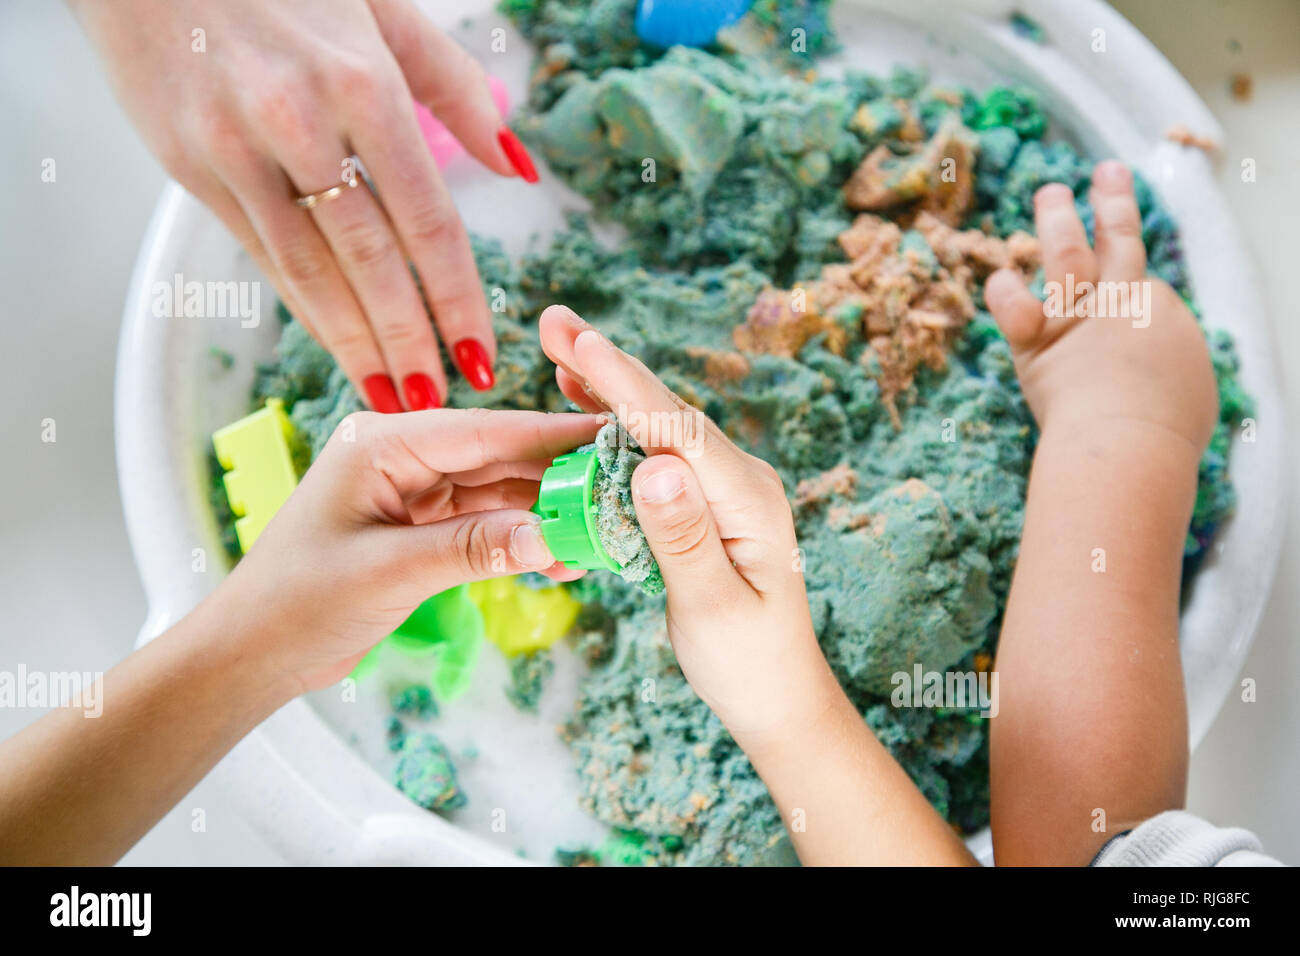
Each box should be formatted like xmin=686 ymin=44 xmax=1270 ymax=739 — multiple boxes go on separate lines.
xmin=0 ymin=0 xmax=1295 ymax=866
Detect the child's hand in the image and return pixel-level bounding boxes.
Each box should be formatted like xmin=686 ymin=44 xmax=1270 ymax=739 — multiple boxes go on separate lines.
xmin=540 ymin=306 xmax=975 ymax=865
xmin=984 ymin=161 xmax=1217 ymax=453
xmin=985 ymin=164 xmax=1221 ymax=864
xmin=220 ymin=408 xmax=603 ymax=692
xmin=538 ymin=306 xmax=841 ymax=748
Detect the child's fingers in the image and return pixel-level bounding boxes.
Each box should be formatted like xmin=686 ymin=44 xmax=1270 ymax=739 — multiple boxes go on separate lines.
xmin=1035 ymin=183 xmax=1098 ymax=292
xmin=540 ymin=304 xmax=624 ymax=416
xmin=631 ymin=455 xmax=745 ymax=605
xmin=538 ymin=304 xmax=594 ymax=390
xmin=543 ymin=303 xmax=798 ymax=593
xmin=446 ymin=479 xmax=539 ymax=514
xmin=569 ymin=329 xmax=701 ymax=450
xmin=1089 ymin=161 xmax=1147 ymax=281
xmin=569 ymin=330 xmax=763 ymax=498
xmin=985 ymin=268 xmax=1046 ymax=350
xmin=542 ymin=305 xmax=738 ymax=462
xmin=555 ymin=366 xmax=609 ymax=414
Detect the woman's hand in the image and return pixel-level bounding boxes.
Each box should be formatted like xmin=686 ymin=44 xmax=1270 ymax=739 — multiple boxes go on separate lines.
xmin=71 ymin=0 xmax=540 ymax=409
xmin=538 ymin=305 xmax=840 ymax=748
xmin=224 ymin=407 xmax=602 ymax=693
xmin=0 ymin=406 xmax=598 ymax=865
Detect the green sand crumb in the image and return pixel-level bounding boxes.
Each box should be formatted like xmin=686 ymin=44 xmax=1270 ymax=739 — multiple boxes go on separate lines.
xmin=390 ymin=684 xmax=438 ymax=720
xmin=554 ymin=845 xmax=601 ymax=867
xmin=385 ymin=716 xmax=405 ymax=752
xmin=207 ymin=447 xmax=241 ymax=564
xmin=1009 ymin=12 xmax=1046 ymax=44
xmin=554 ymin=827 xmax=686 ymax=866
xmin=393 ymin=732 xmax=466 ymax=813
xmin=744 ymin=1 xmax=838 ymax=61
xmin=505 ymin=649 xmax=554 ymax=713
xmin=233 ymin=0 xmax=1254 ymax=865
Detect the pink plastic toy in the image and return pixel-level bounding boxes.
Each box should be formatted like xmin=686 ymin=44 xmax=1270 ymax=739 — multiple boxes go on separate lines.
xmin=414 ymin=75 xmax=510 ymax=169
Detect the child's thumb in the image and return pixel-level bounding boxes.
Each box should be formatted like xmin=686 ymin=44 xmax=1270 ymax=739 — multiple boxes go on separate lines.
xmin=396 ymin=510 xmax=557 ymax=593
xmin=632 ymin=456 xmax=737 ymax=605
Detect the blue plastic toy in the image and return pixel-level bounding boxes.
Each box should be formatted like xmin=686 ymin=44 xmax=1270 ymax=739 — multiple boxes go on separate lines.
xmin=634 ymin=0 xmax=753 ymax=49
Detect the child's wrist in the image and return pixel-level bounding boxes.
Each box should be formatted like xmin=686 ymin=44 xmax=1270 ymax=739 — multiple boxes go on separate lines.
xmin=1037 ymin=412 xmax=1207 ymax=470
xmin=727 ymin=657 xmax=852 ymax=767
xmin=1030 ymin=417 xmax=1203 ymax=537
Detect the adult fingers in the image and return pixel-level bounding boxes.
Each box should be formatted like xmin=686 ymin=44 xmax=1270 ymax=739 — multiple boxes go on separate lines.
xmin=184 ymin=170 xmax=313 ymax=335
xmin=382 ymin=509 xmax=557 ymax=594
xmin=1089 ymin=160 xmax=1147 ymax=281
xmin=403 ymin=477 xmax=541 ymax=524
xmin=446 ymin=457 xmax=555 ymax=487
xmin=201 ymin=112 xmax=395 ymax=411
xmin=369 ymin=0 xmax=525 ymax=180
xmin=631 ymin=455 xmax=746 ymax=606
xmin=342 ymin=74 xmax=498 ymax=392
xmin=280 ymin=154 xmax=446 ymax=410
xmin=237 ymin=67 xmax=447 ymax=410
xmin=331 ymin=408 xmax=603 ymax=500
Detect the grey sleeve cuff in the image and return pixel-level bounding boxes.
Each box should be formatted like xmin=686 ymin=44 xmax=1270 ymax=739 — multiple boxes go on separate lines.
xmin=1091 ymin=810 xmax=1283 ymax=867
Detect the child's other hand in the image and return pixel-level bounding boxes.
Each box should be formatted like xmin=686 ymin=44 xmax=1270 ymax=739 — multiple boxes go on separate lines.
xmin=538 ymin=306 xmax=840 ymax=749
xmin=984 ymin=161 xmax=1217 ymax=453
xmin=220 ymin=408 xmax=603 ymax=693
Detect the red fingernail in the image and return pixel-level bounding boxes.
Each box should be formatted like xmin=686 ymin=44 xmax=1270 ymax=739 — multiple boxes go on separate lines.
xmin=452 ymin=338 xmax=496 ymax=391
xmin=497 ymin=127 xmax=539 ymax=183
xmin=402 ymin=373 xmax=442 ymax=411
xmin=362 ymin=374 xmax=402 ymax=413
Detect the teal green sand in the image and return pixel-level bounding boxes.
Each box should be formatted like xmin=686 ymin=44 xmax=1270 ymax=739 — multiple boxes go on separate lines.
xmin=392 ymin=732 xmax=466 ymax=813
xmin=588 ymin=422 xmax=663 ymax=594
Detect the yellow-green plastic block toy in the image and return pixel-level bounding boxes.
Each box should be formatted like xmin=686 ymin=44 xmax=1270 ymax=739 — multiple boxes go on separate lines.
xmin=212 ymin=398 xmax=299 ymax=553
xmin=469 ymin=577 xmax=581 ymax=657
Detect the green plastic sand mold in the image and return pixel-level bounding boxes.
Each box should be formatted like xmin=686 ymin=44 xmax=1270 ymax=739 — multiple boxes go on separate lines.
xmin=533 ymin=450 xmax=622 ymax=573
xmin=352 ymin=586 xmax=485 ymax=702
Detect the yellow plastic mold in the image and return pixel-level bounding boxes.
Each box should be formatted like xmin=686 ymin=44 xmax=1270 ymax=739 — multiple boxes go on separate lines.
xmin=469 ymin=577 xmax=581 ymax=657
xmin=212 ymin=398 xmax=299 ymax=553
